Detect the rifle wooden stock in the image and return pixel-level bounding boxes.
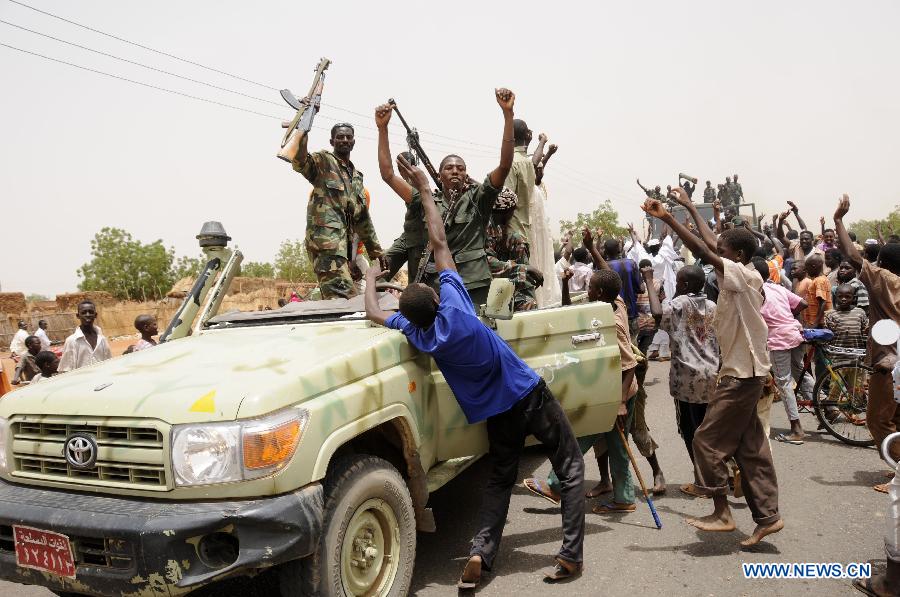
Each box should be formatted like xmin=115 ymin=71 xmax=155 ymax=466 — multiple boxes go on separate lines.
xmin=278 ymin=57 xmax=331 ymax=153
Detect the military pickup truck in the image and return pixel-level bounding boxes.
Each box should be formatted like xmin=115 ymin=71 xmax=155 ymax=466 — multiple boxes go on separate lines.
xmin=0 ymin=223 xmax=620 ymax=596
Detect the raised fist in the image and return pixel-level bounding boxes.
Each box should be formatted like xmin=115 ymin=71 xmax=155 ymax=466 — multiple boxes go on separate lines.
xmin=495 ymin=88 xmax=515 ymax=112
xmin=374 ymin=103 xmax=393 ymax=128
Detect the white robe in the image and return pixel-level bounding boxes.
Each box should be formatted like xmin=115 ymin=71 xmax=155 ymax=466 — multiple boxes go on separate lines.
xmin=529 ymin=183 xmax=561 ymax=307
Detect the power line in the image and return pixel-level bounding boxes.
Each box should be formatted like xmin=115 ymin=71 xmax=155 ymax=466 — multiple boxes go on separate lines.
xmin=2 ymin=4 xmax=634 ymax=196
xmin=7 ymin=0 xmax=280 ymax=91
xmin=0 ymin=18 xmax=288 ymax=108
xmin=0 ymin=42 xmax=290 ymax=120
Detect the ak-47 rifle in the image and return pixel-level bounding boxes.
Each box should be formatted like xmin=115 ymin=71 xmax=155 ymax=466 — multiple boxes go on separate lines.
xmin=386 ymin=99 xmax=456 ymax=283
xmin=388 ymin=98 xmax=442 ymax=191
xmin=277 ymin=57 xmax=331 ymax=161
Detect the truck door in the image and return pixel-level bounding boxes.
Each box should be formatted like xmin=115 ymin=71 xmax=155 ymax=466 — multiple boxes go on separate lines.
xmin=433 ymin=302 xmax=622 ymax=462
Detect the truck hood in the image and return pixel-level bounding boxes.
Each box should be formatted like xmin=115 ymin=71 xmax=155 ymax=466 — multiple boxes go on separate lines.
xmin=0 ymin=322 xmax=400 ymax=424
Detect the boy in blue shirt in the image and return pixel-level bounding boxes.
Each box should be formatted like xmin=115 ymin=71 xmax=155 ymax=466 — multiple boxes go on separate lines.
xmin=366 ymin=155 xmax=585 ymax=587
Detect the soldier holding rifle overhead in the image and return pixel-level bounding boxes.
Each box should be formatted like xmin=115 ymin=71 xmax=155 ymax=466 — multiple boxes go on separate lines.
xmin=278 ymin=59 xmax=383 ymax=299
xmin=374 ymin=88 xmax=517 ymax=306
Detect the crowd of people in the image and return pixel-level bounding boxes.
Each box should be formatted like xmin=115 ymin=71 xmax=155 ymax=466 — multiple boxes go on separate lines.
xmin=274 ymin=89 xmax=898 ymax=593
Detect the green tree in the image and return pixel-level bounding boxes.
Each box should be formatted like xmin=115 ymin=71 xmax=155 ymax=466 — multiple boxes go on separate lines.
xmin=77 ymin=227 xmax=175 ymax=301
xmin=274 ymin=240 xmax=316 ymax=283
xmin=240 ymin=261 xmax=276 ymax=278
xmin=172 ymin=254 xmax=205 ymax=280
xmin=848 ymin=205 xmax=900 ymax=243
xmin=26 ymin=293 xmax=49 ymax=302
xmin=558 ymin=200 xmax=627 ymax=239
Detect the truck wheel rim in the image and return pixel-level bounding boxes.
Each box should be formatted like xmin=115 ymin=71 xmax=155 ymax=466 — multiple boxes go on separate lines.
xmin=341 ymin=498 xmax=400 ymax=596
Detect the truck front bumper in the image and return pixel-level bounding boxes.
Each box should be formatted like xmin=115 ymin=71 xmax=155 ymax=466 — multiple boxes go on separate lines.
xmin=0 ymin=478 xmax=323 ymax=596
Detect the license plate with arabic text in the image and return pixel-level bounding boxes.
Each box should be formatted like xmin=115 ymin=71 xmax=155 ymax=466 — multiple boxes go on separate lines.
xmin=13 ymin=525 xmax=76 ymax=579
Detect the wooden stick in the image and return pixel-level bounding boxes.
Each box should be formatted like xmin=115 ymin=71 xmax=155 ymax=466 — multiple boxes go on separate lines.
xmin=616 ymin=422 xmax=662 ymax=529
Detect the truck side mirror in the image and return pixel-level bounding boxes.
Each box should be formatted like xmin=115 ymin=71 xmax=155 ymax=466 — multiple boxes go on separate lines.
xmin=482 ymin=278 xmax=514 ymax=320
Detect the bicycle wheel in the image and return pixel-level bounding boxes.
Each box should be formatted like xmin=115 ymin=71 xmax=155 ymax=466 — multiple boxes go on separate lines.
xmin=812 ymin=363 xmax=875 ymax=447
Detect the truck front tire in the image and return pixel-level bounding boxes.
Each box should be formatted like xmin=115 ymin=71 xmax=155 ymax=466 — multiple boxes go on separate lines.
xmin=280 ymin=455 xmax=416 ymax=596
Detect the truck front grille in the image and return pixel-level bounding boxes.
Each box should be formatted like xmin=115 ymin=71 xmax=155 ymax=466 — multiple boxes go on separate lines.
xmin=10 ymin=417 xmax=170 ymax=491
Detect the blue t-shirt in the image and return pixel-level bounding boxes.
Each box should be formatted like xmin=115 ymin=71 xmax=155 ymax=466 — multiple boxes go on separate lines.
xmin=386 ymin=270 xmax=540 ymax=423
xmin=609 ymin=258 xmax=642 ymax=319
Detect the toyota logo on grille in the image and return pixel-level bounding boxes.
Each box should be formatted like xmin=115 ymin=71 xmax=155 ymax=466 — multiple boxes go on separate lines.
xmin=64 ymin=433 xmax=98 ymax=470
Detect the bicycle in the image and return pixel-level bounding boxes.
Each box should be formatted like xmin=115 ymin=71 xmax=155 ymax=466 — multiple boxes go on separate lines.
xmin=794 ymin=339 xmax=874 ymax=447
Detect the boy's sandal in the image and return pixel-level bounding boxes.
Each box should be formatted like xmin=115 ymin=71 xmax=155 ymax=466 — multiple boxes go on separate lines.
xmin=592 ymin=501 xmax=636 ymax=514
xmin=775 ymin=433 xmax=804 ymax=445
xmin=523 ymin=478 xmax=561 ymax=505
xmin=873 ymin=483 xmax=889 ymax=494
xmin=543 ymin=558 xmax=583 ymax=582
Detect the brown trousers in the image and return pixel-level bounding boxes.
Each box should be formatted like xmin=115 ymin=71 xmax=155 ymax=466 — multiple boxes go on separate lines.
xmin=868 ymin=371 xmax=900 ymax=462
xmin=693 ymin=376 xmax=780 ymax=525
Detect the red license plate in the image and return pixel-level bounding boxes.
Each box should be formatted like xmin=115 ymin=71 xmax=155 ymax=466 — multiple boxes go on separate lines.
xmin=13 ymin=525 xmax=76 ymax=579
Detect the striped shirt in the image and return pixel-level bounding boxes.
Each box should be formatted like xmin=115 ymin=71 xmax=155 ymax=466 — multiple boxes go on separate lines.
xmin=824 ymin=307 xmax=868 ymax=364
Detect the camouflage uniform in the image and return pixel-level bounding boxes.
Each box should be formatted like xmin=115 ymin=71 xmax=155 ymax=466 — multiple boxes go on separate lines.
xmin=725 ymin=180 xmax=740 ymax=205
xmin=733 ymin=181 xmax=744 ymax=202
xmin=717 ymin=185 xmax=733 ymax=208
xmin=292 ymin=150 xmax=382 ymax=299
xmin=702 ymin=185 xmax=716 ymax=204
xmin=485 ymin=224 xmax=537 ymax=311
xmin=416 ymin=176 xmax=500 ymax=306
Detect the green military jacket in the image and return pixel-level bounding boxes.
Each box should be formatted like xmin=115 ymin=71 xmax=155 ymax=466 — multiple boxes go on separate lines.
xmin=292 ymin=150 xmax=382 ymax=259
xmin=702 ymin=186 xmax=716 ymax=203
xmin=413 ymin=176 xmax=499 ymax=290
xmin=385 ymin=198 xmax=426 ymax=280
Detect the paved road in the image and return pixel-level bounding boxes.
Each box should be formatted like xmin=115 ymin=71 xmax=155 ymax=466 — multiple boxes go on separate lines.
xmin=0 ymin=362 xmax=890 ymax=596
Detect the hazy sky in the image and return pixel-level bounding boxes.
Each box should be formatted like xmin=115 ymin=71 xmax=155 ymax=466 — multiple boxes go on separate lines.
xmin=2 ymin=0 xmax=898 ymax=296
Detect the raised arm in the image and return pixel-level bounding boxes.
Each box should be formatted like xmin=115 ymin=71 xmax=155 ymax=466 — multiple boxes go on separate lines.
xmin=776 ymin=210 xmax=790 ymax=246
xmin=833 ymin=194 xmax=863 ymax=271
xmin=488 ymin=88 xmax=516 ymax=189
xmin=582 ymin=227 xmax=610 ymax=271
xmin=670 ymin=189 xmax=718 ymax=252
xmin=713 ymin=199 xmax=724 ymax=234
xmin=744 ymin=220 xmax=767 ymax=243
xmin=641 ymin=265 xmax=663 ymax=325
xmin=787 ymin=201 xmax=807 ymax=231
xmin=399 ymin=156 xmax=455 ymax=273
xmin=819 ymin=216 xmax=826 ymax=238
xmin=532 ymin=133 xmax=547 ymax=168
xmin=375 ymin=103 xmax=413 ymax=203
xmin=642 ymin=194 xmax=723 ymax=274
xmin=281 ymin=129 xmax=309 ymax=166
xmin=560 ymin=268 xmax=573 ymax=306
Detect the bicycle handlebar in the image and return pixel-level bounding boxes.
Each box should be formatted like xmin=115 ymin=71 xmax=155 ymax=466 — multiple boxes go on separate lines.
xmin=883 ymin=432 xmax=900 ymax=471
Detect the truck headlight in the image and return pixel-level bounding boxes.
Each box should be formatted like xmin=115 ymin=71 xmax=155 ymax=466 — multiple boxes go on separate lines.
xmin=0 ymin=417 xmax=8 ymax=474
xmin=172 ymin=423 xmax=241 ymax=486
xmin=171 ymin=409 xmax=307 ymax=487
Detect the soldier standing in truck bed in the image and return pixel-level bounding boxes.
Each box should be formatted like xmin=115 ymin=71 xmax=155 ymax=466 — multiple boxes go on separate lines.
xmin=280 ymin=122 xmax=383 ymax=299
xmin=374 ymin=89 xmax=517 ymax=306
xmin=703 ymin=180 xmax=716 ymax=204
